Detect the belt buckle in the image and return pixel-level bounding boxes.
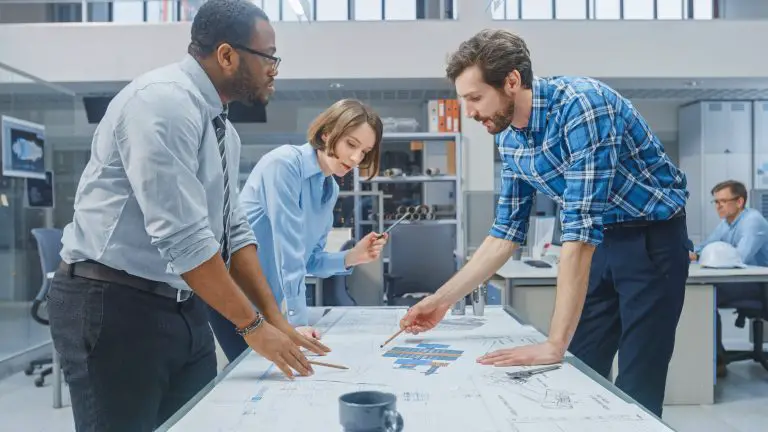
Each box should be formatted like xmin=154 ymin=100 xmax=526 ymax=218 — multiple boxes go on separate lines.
xmin=176 ymin=289 xmax=192 ymax=303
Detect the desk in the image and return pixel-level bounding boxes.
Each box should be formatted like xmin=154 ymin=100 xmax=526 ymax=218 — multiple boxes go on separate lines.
xmin=493 ymin=260 xmax=768 ymax=405
xmin=158 ymin=306 xmax=674 ymax=431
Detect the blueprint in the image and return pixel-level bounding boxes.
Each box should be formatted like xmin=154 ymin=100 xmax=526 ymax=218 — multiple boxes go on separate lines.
xmin=167 ymin=308 xmax=670 ymax=432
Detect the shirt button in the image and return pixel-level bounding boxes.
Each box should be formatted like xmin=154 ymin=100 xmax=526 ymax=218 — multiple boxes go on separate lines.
xmin=288 ymin=310 xmax=295 ymax=316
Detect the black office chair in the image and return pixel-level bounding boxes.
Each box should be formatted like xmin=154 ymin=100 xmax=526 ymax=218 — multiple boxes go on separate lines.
xmin=322 ymin=239 xmax=359 ymax=306
xmin=383 ymin=224 xmax=456 ymax=307
xmin=24 ymin=228 xmax=63 ymax=387
xmin=722 ymin=282 xmax=768 ymax=372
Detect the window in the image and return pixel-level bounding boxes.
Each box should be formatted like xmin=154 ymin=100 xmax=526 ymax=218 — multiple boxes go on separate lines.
xmin=622 ymin=0 xmax=654 ymax=20
xmin=693 ymin=0 xmax=713 ymax=19
xmin=355 ymin=0 xmax=382 ymax=20
xmin=506 ymin=0 xmax=520 ymax=19
xmin=556 ymin=0 xmax=587 ymax=19
xmin=282 ymin=0 xmax=311 ymax=21
xmin=262 ymin=0 xmax=281 ymax=20
xmin=521 ymin=0 xmax=553 ymax=19
xmin=490 ymin=0 xmax=509 ymax=19
xmin=385 ymin=0 xmax=416 ymax=20
xmin=657 ymin=0 xmax=683 ymax=20
xmin=592 ymin=0 xmax=620 ymax=19
xmin=112 ymin=0 xmax=144 ymax=23
xmin=317 ymin=0 xmax=349 ymax=20
xmin=145 ymin=0 xmax=179 ymax=22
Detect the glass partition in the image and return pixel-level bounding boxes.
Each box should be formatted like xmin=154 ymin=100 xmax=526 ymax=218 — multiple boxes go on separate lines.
xmin=0 ymin=62 xmax=78 ymax=368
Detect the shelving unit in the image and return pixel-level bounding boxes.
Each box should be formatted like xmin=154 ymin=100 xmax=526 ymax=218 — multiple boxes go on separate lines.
xmin=349 ymin=132 xmax=465 ymax=259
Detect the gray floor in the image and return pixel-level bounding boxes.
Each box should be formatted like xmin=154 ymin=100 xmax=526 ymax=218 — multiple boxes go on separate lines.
xmin=0 ymin=302 xmax=50 ymax=361
xmin=0 ymin=358 xmax=766 ymax=431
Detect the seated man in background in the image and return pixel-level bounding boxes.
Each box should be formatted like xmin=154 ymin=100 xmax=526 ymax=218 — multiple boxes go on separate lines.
xmin=692 ymin=180 xmax=768 ymax=376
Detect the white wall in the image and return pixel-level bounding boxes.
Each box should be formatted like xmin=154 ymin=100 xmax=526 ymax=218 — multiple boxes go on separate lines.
xmin=2 ymin=13 xmax=768 ymax=83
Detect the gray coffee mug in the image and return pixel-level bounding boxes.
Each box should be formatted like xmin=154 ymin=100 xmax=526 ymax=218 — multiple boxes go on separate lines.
xmin=338 ymin=391 xmax=404 ymax=432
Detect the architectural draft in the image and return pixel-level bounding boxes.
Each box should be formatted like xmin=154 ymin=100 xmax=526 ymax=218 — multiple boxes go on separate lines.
xmin=383 ymin=343 xmax=464 ymax=375
xmin=167 ymin=308 xmax=672 ymax=432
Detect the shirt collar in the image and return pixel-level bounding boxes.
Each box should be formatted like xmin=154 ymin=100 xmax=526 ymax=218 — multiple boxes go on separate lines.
xmin=178 ymin=54 xmax=225 ymax=117
xmin=300 ymin=143 xmax=324 ymax=179
xmin=727 ymin=208 xmax=749 ymax=227
xmin=526 ymin=76 xmax=550 ymax=132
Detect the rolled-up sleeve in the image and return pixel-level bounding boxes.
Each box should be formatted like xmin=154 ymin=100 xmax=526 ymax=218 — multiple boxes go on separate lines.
xmin=560 ymin=92 xmax=619 ymax=246
xmin=489 ymin=161 xmax=537 ymax=244
xmin=229 ymin=190 xmax=258 ymax=254
xmin=115 ymin=84 xmax=219 ymax=275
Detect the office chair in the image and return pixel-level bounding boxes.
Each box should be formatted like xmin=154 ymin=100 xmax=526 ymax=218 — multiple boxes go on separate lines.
xmin=722 ymin=282 xmax=768 ymax=372
xmin=25 ymin=228 xmax=63 ymax=387
xmin=383 ymin=224 xmax=456 ymax=307
xmin=322 ymin=239 xmax=358 ymax=306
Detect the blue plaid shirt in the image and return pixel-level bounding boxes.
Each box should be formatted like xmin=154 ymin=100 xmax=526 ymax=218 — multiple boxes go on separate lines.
xmin=492 ymin=76 xmax=688 ymax=246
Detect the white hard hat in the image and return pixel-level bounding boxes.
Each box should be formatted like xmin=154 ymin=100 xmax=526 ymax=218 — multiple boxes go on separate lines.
xmin=699 ymin=241 xmax=747 ymax=269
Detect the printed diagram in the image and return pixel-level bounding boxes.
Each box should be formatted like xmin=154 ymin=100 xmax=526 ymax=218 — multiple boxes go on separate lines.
xmin=484 ymin=371 xmax=574 ymax=410
xmin=383 ymin=343 xmax=463 ymax=376
xmin=435 ymin=316 xmax=486 ymax=331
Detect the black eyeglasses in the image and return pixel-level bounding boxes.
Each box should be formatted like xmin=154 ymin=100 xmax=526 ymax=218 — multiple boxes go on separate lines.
xmin=193 ymin=40 xmax=280 ymax=73
xmin=228 ymin=43 xmax=281 ymax=73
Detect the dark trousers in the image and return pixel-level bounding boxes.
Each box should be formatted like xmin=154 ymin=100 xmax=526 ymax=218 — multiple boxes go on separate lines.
xmin=47 ymin=270 xmax=217 ymax=432
xmin=206 ymin=304 xmax=248 ymax=363
xmin=568 ymin=215 xmax=689 ymax=418
xmin=715 ymin=283 xmax=764 ymax=364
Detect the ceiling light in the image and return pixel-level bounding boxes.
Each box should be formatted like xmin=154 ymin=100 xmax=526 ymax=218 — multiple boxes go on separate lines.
xmin=329 ymin=83 xmax=344 ymax=89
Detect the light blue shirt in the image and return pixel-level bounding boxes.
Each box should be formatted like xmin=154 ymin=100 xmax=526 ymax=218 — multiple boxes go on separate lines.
xmin=239 ymin=143 xmax=352 ymax=326
xmin=696 ymin=208 xmax=768 ymax=266
xmin=60 ymin=55 xmax=257 ymax=291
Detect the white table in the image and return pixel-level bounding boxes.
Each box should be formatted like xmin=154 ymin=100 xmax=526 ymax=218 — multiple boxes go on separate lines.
xmin=493 ymin=260 xmax=768 ymax=405
xmin=158 ymin=306 xmax=675 ymax=432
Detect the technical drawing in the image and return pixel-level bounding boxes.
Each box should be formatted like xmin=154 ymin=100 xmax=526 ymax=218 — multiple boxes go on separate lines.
xmin=435 ymin=316 xmax=487 ymax=331
xmin=383 ymin=343 xmax=463 ymax=376
xmin=542 ymin=389 xmax=574 ymax=410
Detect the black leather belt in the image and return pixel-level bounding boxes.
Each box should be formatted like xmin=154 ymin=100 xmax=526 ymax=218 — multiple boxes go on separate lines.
xmin=59 ymin=260 xmax=193 ymax=302
xmin=603 ymin=210 xmax=686 ymax=231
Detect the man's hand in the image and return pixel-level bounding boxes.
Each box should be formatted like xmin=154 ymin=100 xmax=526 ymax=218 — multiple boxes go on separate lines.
xmin=296 ymin=326 xmax=322 ymax=340
xmin=399 ymin=296 xmax=451 ymax=334
xmin=476 ymin=341 xmax=566 ymax=367
xmin=345 ymin=232 xmax=388 ymax=267
xmin=243 ymin=322 xmax=313 ymax=379
xmin=689 ymin=251 xmax=698 ymax=262
xmin=273 ymin=320 xmax=331 ymax=356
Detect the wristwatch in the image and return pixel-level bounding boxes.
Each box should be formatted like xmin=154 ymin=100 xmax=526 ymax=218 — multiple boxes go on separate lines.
xmin=235 ymin=313 xmax=265 ymax=337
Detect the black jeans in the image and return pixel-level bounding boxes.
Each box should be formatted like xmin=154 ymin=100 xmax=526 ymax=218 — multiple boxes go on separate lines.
xmin=568 ymin=215 xmax=689 ymax=418
xmin=47 ymin=270 xmax=217 ymax=432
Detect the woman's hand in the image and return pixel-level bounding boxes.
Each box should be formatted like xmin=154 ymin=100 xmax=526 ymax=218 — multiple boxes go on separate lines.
xmin=296 ymin=326 xmax=322 ymax=340
xmin=345 ymin=232 xmax=388 ymax=267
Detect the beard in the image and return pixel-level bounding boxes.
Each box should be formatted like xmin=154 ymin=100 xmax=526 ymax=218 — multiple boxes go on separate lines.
xmin=475 ymin=98 xmax=516 ymax=134
xmin=228 ymin=63 xmax=269 ymax=106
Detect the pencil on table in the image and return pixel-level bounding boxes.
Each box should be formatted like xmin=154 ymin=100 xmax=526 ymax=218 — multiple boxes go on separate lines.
xmin=380 ymin=329 xmax=404 ymax=348
xmin=309 ymin=360 xmax=348 ymax=370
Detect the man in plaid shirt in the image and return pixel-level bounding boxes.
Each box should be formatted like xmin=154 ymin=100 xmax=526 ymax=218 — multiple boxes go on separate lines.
xmin=401 ymin=29 xmax=689 ymax=417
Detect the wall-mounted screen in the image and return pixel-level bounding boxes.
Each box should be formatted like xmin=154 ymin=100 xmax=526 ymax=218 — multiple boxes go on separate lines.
xmin=26 ymin=170 xmax=54 ymax=209
xmin=1 ymin=115 xmax=46 ymax=180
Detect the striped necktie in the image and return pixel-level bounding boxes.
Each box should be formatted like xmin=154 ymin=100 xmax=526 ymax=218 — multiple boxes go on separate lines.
xmin=213 ymin=110 xmax=231 ymax=269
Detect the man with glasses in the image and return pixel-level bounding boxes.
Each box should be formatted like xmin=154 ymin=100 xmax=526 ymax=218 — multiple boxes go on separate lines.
xmin=691 ymin=180 xmax=768 ymax=377
xmin=47 ymin=1 xmax=327 ymax=431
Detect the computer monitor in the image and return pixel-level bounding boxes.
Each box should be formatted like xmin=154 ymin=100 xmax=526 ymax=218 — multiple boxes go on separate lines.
xmin=551 ymin=205 xmax=563 ymax=247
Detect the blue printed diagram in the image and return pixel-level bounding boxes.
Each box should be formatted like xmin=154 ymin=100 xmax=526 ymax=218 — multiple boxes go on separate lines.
xmin=383 ymin=343 xmax=463 ymax=376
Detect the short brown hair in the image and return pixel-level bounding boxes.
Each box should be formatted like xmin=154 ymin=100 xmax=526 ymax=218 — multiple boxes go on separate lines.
xmin=307 ymin=99 xmax=383 ymax=179
xmin=446 ymin=29 xmax=533 ymax=89
xmin=712 ymin=180 xmax=748 ymax=207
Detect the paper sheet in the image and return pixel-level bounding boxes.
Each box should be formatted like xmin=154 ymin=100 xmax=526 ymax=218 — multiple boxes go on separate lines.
xmin=168 ymin=308 xmax=667 ymax=432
